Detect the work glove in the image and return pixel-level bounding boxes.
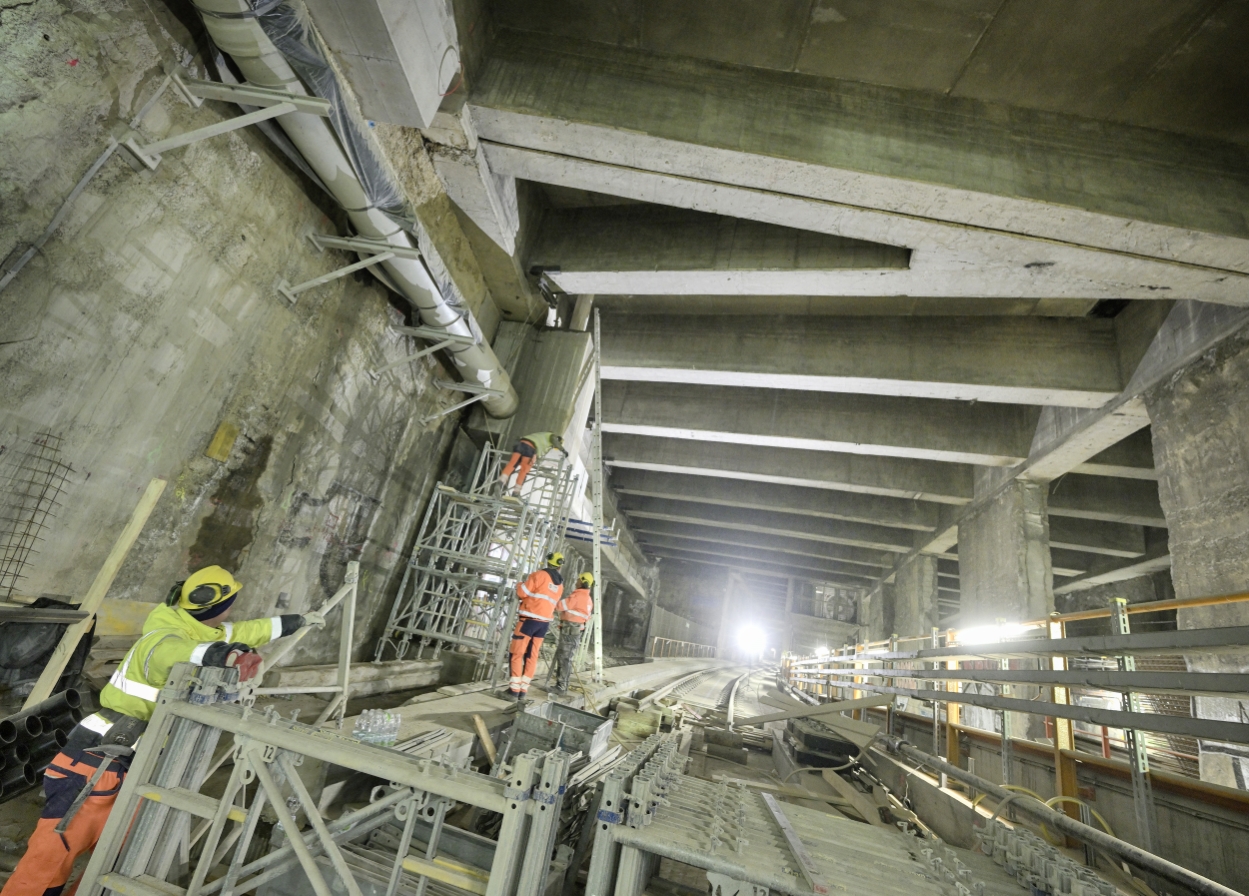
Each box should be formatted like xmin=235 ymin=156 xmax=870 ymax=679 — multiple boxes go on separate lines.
xmin=302 ymin=611 xmax=326 ymax=630
xmin=202 ymin=642 xmax=261 ymax=680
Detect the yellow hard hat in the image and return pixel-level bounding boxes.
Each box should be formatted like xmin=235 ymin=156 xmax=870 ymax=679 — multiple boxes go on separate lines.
xmin=179 ymin=565 xmax=242 ymax=610
xmin=577 ymin=572 xmax=594 ymax=588
xmin=546 ymin=551 xmax=565 ymax=568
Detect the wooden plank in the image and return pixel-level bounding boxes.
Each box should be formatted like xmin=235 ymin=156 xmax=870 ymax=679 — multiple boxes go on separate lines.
xmin=0 ymin=607 xmax=89 ymax=623
xmin=96 ymin=600 xmax=160 ymax=636
xmin=820 ymin=769 xmax=892 ymax=829
xmin=473 ymin=714 xmax=498 ymax=765
xmin=23 ymin=478 xmax=167 ymax=708
xmin=736 ymin=694 xmax=893 ymax=727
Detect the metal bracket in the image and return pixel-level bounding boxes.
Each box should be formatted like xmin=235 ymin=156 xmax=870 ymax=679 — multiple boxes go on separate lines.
xmin=372 ymin=326 xmax=476 ymax=378
xmin=172 ymin=70 xmax=333 ymax=117
xmin=432 ymin=379 xmax=505 ymax=396
xmin=310 ymin=233 xmax=421 ymax=261
xmin=118 ymin=70 xmax=330 ymax=171
xmin=277 ymin=252 xmax=396 ymax=304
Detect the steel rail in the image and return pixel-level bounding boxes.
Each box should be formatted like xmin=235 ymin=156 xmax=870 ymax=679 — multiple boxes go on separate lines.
xmin=790 ymin=624 xmax=1249 ymax=665
xmin=882 ymin=737 xmax=1244 ymax=896
xmin=789 ymin=676 xmax=1249 ymax=744
xmin=794 ymin=665 xmax=1249 ymax=697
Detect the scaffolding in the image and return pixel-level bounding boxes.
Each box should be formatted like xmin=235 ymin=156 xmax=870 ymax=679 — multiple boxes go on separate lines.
xmin=374 ymin=444 xmax=579 ymax=683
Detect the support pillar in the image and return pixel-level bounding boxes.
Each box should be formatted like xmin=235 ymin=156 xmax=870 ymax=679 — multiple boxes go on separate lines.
xmin=894 ymin=555 xmax=939 ymax=639
xmin=1146 ymin=335 xmax=1249 ymax=789
xmin=961 ymin=469 xmax=1053 ymax=744
xmin=959 ymin=470 xmax=1054 ymax=625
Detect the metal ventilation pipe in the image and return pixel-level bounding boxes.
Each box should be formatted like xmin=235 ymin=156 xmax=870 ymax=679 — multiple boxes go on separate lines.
xmin=194 ymin=0 xmax=518 ymax=417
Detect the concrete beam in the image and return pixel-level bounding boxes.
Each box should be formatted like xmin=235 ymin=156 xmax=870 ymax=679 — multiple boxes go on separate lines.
xmin=605 ymin=433 xmax=974 ymax=504
xmin=648 ymin=545 xmax=872 ymax=587
xmin=472 ymin=33 xmax=1249 ymax=303
xmin=637 ymin=534 xmax=878 ymax=582
xmin=602 ymin=381 xmax=1149 ymax=477
xmin=1047 ymin=474 xmax=1165 ymax=527
xmin=619 ymin=495 xmax=916 ymax=553
xmin=600 ymin=313 xmax=1122 ymax=408
xmin=629 ymin=520 xmax=895 ymax=572
xmin=1048 ymin=517 xmax=1147 ymax=559
xmin=610 ymin=468 xmax=938 ymax=532
xmin=529 ymin=206 xmax=911 ymax=295
xmin=1049 ymin=548 xmax=1093 ymax=578
xmin=1053 ymin=552 xmax=1173 ymax=595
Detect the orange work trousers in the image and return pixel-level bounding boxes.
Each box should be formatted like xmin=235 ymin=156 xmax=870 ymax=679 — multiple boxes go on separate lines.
xmin=500 ymin=440 xmax=537 ymax=488
xmin=1 ymin=751 xmax=125 ymax=896
xmin=509 ymin=617 xmax=550 ymax=693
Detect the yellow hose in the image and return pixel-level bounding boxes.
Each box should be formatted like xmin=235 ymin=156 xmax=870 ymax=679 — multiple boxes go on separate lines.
xmin=971 ymin=785 xmax=1063 ymax=844
xmin=1044 ymin=795 xmax=1116 ymax=838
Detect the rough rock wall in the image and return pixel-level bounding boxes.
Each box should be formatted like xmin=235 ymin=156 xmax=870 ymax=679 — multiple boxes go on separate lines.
xmin=0 ymin=0 xmax=473 ymax=665
xmin=1145 ymin=333 xmax=1249 ymax=787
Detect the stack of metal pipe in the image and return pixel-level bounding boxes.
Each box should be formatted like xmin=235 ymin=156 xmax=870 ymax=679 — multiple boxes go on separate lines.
xmin=0 ymin=689 xmax=84 ymax=802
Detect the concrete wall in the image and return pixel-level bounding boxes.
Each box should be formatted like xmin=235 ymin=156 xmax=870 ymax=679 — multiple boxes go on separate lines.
xmin=0 ymin=0 xmax=474 ymax=666
xmin=1146 ymin=332 xmax=1249 ymax=788
xmin=653 ymin=559 xmax=729 ymax=645
xmin=645 ymin=604 xmax=716 ymax=654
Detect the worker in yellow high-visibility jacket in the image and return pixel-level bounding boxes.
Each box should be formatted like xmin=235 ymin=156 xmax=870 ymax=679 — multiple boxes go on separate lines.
xmin=1 ymin=565 xmax=322 ymax=896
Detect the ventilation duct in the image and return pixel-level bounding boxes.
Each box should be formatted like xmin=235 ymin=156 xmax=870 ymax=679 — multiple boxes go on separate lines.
xmin=193 ymin=0 xmax=518 ymax=417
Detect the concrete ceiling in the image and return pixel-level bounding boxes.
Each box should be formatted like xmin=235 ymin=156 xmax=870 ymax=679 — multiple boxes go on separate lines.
xmin=487 ymin=0 xmax=1249 ymax=146
xmin=404 ymin=1 xmax=1249 ymax=606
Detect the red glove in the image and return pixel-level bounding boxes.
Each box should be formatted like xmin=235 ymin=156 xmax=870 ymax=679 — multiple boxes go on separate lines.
xmin=231 ymin=650 xmax=263 ymax=682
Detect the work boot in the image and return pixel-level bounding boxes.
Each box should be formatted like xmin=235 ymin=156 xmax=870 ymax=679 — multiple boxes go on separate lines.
xmin=511 ymin=486 xmax=522 ymax=498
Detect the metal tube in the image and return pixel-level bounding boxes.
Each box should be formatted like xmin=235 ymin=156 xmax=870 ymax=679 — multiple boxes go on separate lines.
xmin=885 ymin=738 xmax=1245 ymax=896
xmin=201 ymin=787 xmax=411 ymax=895
xmin=250 ymin=758 xmax=335 ymax=896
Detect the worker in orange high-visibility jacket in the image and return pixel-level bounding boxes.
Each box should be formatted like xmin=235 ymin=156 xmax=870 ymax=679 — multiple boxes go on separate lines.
xmin=0 ymin=565 xmax=322 ymax=896
xmin=507 ymin=552 xmax=564 ymax=699
xmin=550 ymin=572 xmax=594 ymax=694
xmin=498 ymin=432 xmax=566 ymax=497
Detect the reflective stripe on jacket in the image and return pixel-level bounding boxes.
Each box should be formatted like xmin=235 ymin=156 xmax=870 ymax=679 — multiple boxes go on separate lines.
xmin=516 ymin=568 xmax=563 ymax=622
xmin=557 ymin=587 xmax=592 ymax=626
xmin=100 ymin=604 xmax=282 ymax=721
xmin=521 ymin=432 xmax=558 ymax=457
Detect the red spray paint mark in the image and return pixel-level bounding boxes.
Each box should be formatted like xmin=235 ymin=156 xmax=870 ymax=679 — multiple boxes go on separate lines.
xmin=68 ymin=59 xmax=78 ymax=66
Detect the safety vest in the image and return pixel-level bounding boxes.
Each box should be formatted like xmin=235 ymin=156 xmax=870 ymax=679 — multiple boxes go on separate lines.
xmin=557 ymin=587 xmax=592 ymax=626
xmin=521 ymin=432 xmax=558 ymax=457
xmin=100 ymin=604 xmax=282 ymax=721
xmin=516 ymin=568 xmax=563 ymax=622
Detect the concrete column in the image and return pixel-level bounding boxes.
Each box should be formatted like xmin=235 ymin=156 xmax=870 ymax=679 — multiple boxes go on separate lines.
xmin=894 ymin=555 xmax=939 ymax=638
xmin=1145 ymin=336 xmax=1249 ymax=789
xmin=960 ymin=470 xmax=1054 ymax=626
xmin=782 ymin=577 xmax=795 ymax=654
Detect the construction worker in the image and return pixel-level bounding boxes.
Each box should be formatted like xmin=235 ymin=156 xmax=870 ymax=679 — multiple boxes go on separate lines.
xmin=507 ymin=551 xmax=564 ymax=699
xmin=499 ymin=432 xmax=566 ymax=496
xmin=550 ymin=572 xmax=594 ymax=694
xmin=1 ymin=565 xmax=323 ymax=896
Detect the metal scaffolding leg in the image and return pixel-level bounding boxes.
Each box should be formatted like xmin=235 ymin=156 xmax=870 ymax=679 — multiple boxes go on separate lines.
xmin=1111 ymin=597 xmax=1159 ymax=852
xmin=590 ymin=309 xmax=605 ymax=682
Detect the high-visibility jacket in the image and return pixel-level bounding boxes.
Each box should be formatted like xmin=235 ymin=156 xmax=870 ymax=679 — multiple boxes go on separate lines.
xmin=100 ymin=604 xmax=285 ymax=721
xmin=520 ymin=432 xmax=559 ymax=457
xmin=557 ymin=587 xmax=592 ymax=627
xmin=516 ymin=568 xmax=563 ymax=622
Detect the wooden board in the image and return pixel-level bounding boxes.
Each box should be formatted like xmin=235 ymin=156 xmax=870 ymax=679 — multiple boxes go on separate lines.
xmin=23 ymin=478 xmax=166 ymax=708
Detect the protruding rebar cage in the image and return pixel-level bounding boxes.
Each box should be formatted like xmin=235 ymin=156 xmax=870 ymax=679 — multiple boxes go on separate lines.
xmin=375 ymin=444 xmax=580 ymax=683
